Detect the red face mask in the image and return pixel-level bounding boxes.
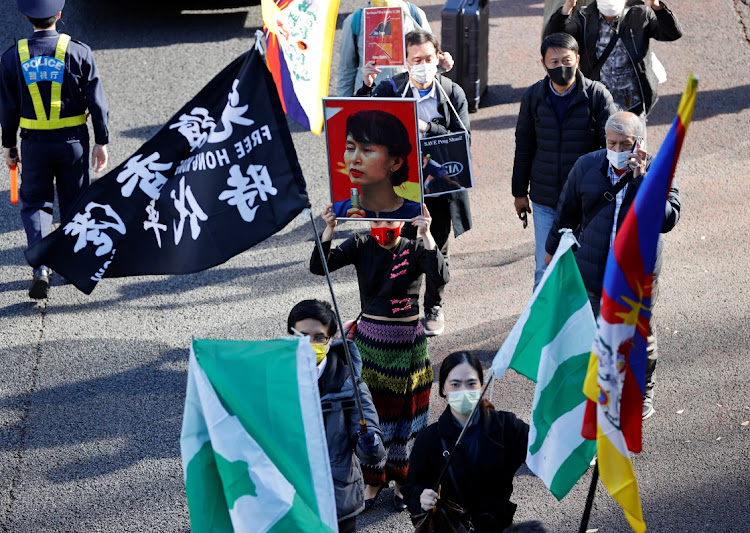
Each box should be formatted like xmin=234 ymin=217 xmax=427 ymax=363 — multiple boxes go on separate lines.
xmin=370 ymin=224 xmax=401 ymax=246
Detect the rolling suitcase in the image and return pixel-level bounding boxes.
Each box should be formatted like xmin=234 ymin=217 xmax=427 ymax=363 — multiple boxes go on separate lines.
xmin=441 ymin=0 xmax=490 ymax=113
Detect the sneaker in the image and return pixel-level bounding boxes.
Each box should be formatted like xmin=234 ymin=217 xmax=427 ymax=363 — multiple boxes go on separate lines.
xmin=642 ymin=389 xmax=655 ymax=420
xmin=424 ymin=308 xmax=444 ymax=336
xmin=29 ymin=268 xmax=50 ymax=300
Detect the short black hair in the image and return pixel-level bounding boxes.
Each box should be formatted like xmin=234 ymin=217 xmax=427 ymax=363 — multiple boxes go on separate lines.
xmin=27 ymin=15 xmax=58 ymax=28
xmin=345 ymin=110 xmax=412 ymax=186
xmin=540 ymin=32 xmax=579 ymax=61
xmin=438 ymin=351 xmax=484 ymax=397
xmin=405 ymin=29 xmax=440 ymax=56
xmin=287 ymin=299 xmax=338 ymax=337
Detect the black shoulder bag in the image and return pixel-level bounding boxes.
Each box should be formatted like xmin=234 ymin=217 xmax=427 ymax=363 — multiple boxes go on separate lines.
xmin=574 ymin=168 xmax=635 ymax=239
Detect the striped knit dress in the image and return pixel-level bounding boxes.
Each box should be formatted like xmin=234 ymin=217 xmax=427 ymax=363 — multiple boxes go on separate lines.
xmin=355 ymin=317 xmax=433 ymax=486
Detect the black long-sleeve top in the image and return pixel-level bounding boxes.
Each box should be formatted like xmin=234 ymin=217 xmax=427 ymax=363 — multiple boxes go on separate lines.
xmin=310 ymin=234 xmax=449 ymax=318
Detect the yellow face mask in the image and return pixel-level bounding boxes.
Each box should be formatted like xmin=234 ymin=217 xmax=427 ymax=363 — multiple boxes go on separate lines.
xmin=371 ymin=0 xmax=395 ymax=7
xmin=312 ymin=343 xmax=328 ymax=364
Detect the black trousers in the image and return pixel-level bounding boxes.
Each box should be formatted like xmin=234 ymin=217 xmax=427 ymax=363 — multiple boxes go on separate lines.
xmin=401 ymin=195 xmax=451 ymax=311
xmin=19 ymin=131 xmax=90 ymax=253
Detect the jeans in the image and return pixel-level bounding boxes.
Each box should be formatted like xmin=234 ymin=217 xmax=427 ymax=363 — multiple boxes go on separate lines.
xmin=532 ymin=202 xmax=557 ymax=291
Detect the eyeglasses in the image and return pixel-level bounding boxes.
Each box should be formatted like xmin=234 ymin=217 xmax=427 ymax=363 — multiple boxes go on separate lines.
xmin=291 ymin=328 xmax=330 ymax=344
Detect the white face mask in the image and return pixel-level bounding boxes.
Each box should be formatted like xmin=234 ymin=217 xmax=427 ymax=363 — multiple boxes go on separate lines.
xmin=607 ymin=149 xmax=632 ymax=170
xmin=597 ymin=0 xmax=626 ymax=18
xmin=409 ymin=62 xmax=438 ymax=85
xmin=447 ymin=389 xmax=482 ymax=415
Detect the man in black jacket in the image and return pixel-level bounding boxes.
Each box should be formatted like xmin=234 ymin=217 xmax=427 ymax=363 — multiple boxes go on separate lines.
xmin=513 ymin=32 xmax=615 ymax=290
xmin=545 ymin=111 xmax=681 ymax=419
xmin=545 ymin=0 xmax=682 ymax=116
xmin=358 ymin=30 xmax=471 ymax=336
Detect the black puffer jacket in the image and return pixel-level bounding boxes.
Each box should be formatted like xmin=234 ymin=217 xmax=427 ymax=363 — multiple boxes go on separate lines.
xmin=545 ymin=0 xmax=683 ymax=115
xmin=545 ymin=149 xmax=680 ymax=297
xmin=512 ymin=72 xmax=615 ymax=208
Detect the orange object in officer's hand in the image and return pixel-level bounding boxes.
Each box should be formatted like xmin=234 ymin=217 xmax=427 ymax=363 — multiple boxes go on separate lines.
xmin=9 ymin=148 xmax=19 ymax=204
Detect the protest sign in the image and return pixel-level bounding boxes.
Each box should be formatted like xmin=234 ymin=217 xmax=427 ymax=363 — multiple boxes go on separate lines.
xmin=323 ymin=97 xmax=423 ymax=221
xmin=419 ymin=131 xmax=473 ymax=197
xmin=363 ymin=7 xmax=406 ymax=67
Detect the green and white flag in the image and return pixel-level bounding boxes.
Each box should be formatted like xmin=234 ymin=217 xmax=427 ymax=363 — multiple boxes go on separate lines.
xmin=491 ymin=230 xmax=597 ymax=500
xmin=181 ymin=338 xmax=337 ymax=532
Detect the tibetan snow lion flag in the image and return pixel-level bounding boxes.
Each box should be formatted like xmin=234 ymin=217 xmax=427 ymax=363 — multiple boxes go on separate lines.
xmin=181 ymin=338 xmax=337 ymax=532
xmin=262 ymin=0 xmax=340 ymax=134
xmin=25 ymin=46 xmax=309 ymax=294
xmin=582 ymin=73 xmax=698 ymax=533
xmin=492 ymin=230 xmax=597 ymax=500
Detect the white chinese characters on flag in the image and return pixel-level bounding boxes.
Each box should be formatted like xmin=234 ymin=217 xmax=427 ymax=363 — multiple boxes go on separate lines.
xmin=26 ymin=48 xmax=309 ymax=294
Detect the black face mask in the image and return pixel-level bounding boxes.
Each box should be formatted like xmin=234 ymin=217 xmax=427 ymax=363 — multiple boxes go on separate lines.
xmin=547 ymin=65 xmax=577 ymax=86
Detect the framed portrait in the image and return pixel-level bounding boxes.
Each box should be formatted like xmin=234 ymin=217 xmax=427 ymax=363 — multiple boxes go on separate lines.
xmin=323 ymin=97 xmax=423 ymax=222
xmin=420 ymin=131 xmax=474 ymax=197
xmin=363 ymin=7 xmax=406 ymax=67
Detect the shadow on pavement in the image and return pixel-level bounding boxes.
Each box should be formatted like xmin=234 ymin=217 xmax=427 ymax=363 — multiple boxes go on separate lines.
xmin=57 ymin=0 xmax=262 ymax=50
xmin=0 ymin=342 xmax=187 ymax=481
xmin=450 ymin=244 xmax=532 ymax=270
xmin=647 ymin=84 xmax=750 ymax=126
xmin=34 ymin=259 xmax=310 ymax=316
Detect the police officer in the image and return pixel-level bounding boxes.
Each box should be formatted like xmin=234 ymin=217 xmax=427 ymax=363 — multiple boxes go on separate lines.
xmin=1 ymin=0 xmax=109 ymax=299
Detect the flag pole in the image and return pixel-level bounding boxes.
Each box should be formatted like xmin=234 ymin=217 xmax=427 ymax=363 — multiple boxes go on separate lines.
xmin=307 ymin=209 xmax=368 ymax=434
xmin=578 ymin=461 xmax=599 ymax=533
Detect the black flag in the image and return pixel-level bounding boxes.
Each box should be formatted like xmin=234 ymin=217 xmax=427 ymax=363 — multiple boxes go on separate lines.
xmin=26 ymin=48 xmax=309 ymax=294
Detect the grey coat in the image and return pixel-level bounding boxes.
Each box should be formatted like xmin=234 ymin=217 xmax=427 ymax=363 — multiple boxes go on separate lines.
xmin=320 ymin=339 xmax=385 ymax=520
xmin=336 ymin=0 xmax=430 ymax=97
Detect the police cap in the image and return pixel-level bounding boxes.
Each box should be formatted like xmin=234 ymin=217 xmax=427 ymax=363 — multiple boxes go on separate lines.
xmin=17 ymin=0 xmax=65 ymax=19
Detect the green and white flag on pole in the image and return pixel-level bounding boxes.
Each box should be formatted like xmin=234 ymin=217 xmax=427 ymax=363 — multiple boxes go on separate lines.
xmin=181 ymin=338 xmax=337 ymax=532
xmin=491 ymin=230 xmax=597 ymax=500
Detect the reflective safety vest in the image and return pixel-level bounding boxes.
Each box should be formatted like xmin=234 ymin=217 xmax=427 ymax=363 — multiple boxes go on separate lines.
xmin=17 ymin=34 xmax=87 ymax=130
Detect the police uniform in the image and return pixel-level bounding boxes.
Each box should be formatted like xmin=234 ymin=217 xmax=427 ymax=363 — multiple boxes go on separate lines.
xmin=0 ymin=0 xmax=109 ymax=298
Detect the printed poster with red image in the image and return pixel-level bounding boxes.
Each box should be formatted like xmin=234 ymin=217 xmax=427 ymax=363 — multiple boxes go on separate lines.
xmin=323 ymin=97 xmax=423 ymax=221
xmin=363 ymin=7 xmax=406 ymax=67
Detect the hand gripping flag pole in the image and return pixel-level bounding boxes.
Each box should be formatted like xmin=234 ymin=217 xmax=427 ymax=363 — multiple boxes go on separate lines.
xmin=306 ymin=209 xmax=367 ymax=434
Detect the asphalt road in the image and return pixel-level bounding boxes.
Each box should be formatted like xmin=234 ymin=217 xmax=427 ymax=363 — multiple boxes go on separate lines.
xmin=1 ymin=0 xmax=748 ymax=531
